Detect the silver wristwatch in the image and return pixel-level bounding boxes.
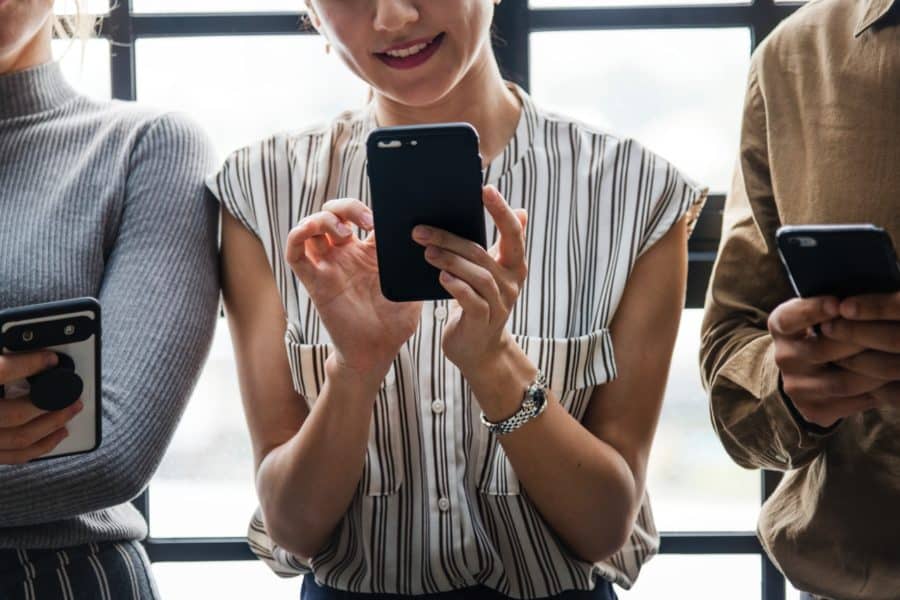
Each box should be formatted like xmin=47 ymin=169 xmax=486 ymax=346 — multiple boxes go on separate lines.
xmin=480 ymin=371 xmax=549 ymax=435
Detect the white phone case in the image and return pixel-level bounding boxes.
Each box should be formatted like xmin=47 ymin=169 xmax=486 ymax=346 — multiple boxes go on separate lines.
xmin=0 ymin=299 xmax=101 ymax=460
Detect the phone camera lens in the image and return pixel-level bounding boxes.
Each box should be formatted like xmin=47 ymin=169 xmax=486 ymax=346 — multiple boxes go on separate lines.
xmin=22 ymin=330 xmax=34 ymax=342
xmin=64 ymin=325 xmax=76 ymax=336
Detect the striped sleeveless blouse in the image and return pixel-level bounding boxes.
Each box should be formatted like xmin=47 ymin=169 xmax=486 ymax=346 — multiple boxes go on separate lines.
xmin=207 ymin=85 xmax=706 ymax=599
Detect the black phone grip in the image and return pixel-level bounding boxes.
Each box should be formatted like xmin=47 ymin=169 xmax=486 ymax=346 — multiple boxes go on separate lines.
xmin=27 ymin=353 xmax=83 ymax=411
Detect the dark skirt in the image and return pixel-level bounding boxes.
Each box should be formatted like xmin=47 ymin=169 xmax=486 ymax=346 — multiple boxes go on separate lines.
xmin=301 ymin=576 xmax=619 ymax=600
xmin=0 ymin=540 xmax=160 ymax=600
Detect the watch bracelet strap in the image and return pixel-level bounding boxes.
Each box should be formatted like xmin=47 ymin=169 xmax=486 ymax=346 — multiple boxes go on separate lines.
xmin=480 ymin=370 xmax=548 ymax=435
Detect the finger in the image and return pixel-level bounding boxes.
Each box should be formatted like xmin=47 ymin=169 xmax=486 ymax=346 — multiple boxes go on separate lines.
xmin=321 ymin=198 xmax=375 ymax=232
xmin=0 ymin=352 xmax=59 ymax=385
xmin=783 ymin=368 xmax=886 ymax=400
xmin=821 ymin=319 xmax=900 ymax=353
xmin=285 ymin=213 xmax=353 ymax=267
xmin=834 ymin=351 xmax=900 ymax=381
xmin=414 ymin=226 xmax=500 ymax=277
xmin=0 ymin=427 xmax=69 ymax=465
xmin=438 ymin=271 xmax=490 ymax=322
xmin=0 ymin=400 xmax=82 ymax=451
xmin=425 ymin=247 xmax=502 ymax=317
xmin=300 ymin=212 xmax=356 ymax=247
xmin=774 ymin=336 xmax=866 ymax=372
xmin=872 ymin=382 xmax=900 ymax=404
xmin=0 ymin=396 xmax=47 ymax=428
xmin=793 ymin=394 xmax=884 ymax=428
xmin=841 ymin=291 xmax=900 ymax=321
xmin=768 ymin=297 xmax=841 ymax=338
xmin=483 ymin=186 xmax=526 ymax=269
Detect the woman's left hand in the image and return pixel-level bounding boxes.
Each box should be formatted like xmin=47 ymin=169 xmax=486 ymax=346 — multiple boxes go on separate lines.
xmin=412 ymin=185 xmax=528 ymax=375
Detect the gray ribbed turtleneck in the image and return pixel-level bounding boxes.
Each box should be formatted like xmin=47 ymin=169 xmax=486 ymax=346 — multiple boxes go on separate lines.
xmin=0 ymin=62 xmax=218 ymax=549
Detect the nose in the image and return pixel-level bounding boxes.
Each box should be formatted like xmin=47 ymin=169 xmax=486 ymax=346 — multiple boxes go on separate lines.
xmin=373 ymin=0 xmax=419 ymax=33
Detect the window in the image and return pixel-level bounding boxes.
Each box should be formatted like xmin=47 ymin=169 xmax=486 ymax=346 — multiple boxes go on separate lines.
xmin=58 ymin=2 xmax=805 ymax=598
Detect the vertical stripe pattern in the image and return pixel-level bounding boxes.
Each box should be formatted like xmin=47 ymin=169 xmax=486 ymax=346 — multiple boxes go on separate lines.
xmin=209 ymin=85 xmax=707 ymax=599
xmin=0 ymin=542 xmax=159 ymax=600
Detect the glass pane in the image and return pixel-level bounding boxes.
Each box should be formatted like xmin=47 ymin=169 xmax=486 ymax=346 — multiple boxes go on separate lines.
xmin=135 ymin=36 xmax=369 ymax=162
xmin=53 ymin=38 xmax=111 ymax=100
xmin=150 ymin=320 xmax=256 ymax=537
xmin=134 ymin=0 xmax=303 ymax=12
xmin=619 ymin=555 xmax=760 ymax=599
xmin=54 ymin=0 xmax=109 ymax=14
xmin=787 ymin=581 xmax=804 ymax=599
xmin=530 ymin=28 xmax=750 ymax=192
xmin=153 ymin=561 xmax=301 ymax=599
xmin=648 ymin=310 xmax=759 ymax=531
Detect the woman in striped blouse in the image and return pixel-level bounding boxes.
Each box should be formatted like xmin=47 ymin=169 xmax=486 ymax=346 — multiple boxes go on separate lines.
xmin=210 ymin=1 xmax=706 ymax=598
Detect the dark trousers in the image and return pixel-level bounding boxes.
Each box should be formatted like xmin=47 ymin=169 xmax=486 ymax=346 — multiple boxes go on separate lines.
xmin=0 ymin=541 xmax=159 ymax=600
xmin=301 ymin=576 xmax=619 ymax=600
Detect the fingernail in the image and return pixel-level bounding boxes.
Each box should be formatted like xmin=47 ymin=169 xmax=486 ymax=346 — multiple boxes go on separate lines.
xmin=413 ymin=226 xmax=431 ymax=240
xmin=843 ymin=301 xmax=858 ymax=318
xmin=46 ymin=353 xmax=59 ymax=367
xmin=440 ymin=271 xmax=456 ymax=281
xmin=425 ymin=246 xmax=440 ymax=259
xmin=824 ymin=298 xmax=840 ymax=316
xmin=336 ymin=223 xmax=352 ymax=237
xmin=361 ymin=212 xmax=374 ymax=229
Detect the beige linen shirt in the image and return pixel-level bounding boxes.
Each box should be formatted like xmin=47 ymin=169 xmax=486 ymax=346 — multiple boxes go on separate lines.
xmin=701 ymin=0 xmax=900 ymax=598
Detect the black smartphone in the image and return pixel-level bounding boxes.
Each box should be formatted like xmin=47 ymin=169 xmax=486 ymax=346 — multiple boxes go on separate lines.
xmin=776 ymin=224 xmax=900 ymax=299
xmin=366 ymin=123 xmax=487 ymax=302
xmin=0 ymin=298 xmax=101 ymax=460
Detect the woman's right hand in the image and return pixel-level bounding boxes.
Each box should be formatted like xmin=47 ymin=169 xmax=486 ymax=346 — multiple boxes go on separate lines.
xmin=285 ymin=199 xmax=422 ymax=381
xmin=0 ymin=352 xmax=83 ymax=464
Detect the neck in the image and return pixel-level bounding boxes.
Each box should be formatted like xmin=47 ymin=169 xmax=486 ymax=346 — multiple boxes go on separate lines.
xmin=373 ymin=45 xmax=521 ymax=165
xmin=0 ymin=21 xmax=53 ymax=76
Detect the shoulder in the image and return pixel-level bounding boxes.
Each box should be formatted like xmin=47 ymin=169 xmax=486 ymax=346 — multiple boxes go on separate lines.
xmin=752 ymin=0 xmax=857 ymax=86
xmin=73 ymin=96 xmax=211 ymax=154
xmin=531 ymin=100 xmax=696 ymax=190
xmin=210 ymin=107 xmax=366 ymax=186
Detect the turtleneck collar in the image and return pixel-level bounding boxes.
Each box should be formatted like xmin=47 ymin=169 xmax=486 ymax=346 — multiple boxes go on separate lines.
xmin=0 ymin=62 xmax=77 ymax=120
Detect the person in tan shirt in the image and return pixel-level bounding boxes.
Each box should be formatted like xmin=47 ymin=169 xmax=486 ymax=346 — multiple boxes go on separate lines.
xmin=700 ymin=0 xmax=899 ymax=598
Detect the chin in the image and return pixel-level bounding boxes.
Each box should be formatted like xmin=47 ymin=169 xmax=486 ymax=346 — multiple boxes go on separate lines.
xmin=376 ymin=73 xmax=460 ymax=109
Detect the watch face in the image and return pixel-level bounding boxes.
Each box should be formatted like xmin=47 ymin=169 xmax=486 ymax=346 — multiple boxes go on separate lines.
xmin=530 ymin=385 xmax=547 ymax=409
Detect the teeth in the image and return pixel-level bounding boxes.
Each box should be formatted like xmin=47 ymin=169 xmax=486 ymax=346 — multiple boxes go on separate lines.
xmin=385 ymin=41 xmax=430 ymax=58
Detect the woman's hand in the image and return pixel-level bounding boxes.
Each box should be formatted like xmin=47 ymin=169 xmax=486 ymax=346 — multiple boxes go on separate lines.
xmin=412 ymin=186 xmax=528 ymax=375
xmin=0 ymin=352 xmax=83 ymax=464
xmin=285 ymin=198 xmax=422 ymax=380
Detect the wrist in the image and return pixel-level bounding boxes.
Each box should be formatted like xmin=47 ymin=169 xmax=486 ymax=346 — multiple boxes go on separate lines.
xmin=463 ymin=333 xmax=538 ymax=422
xmin=325 ymin=352 xmax=391 ymax=397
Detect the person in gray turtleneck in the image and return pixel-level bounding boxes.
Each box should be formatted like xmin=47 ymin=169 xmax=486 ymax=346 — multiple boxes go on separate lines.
xmin=0 ymin=3 xmax=218 ymax=599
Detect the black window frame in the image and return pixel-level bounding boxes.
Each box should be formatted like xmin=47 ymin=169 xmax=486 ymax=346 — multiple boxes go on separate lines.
xmin=89 ymin=2 xmax=803 ymax=598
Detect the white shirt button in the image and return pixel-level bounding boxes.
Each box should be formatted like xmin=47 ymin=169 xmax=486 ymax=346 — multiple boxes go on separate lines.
xmin=431 ymin=399 xmax=445 ymax=415
xmin=437 ymin=497 xmax=451 ymax=512
xmin=434 ymin=305 xmax=448 ymax=320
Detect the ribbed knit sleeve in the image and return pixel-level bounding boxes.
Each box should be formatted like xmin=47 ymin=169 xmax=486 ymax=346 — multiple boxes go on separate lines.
xmin=0 ymin=112 xmax=218 ymax=531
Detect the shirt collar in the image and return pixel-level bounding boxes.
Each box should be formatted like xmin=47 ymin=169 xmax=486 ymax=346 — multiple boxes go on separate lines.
xmin=855 ymin=0 xmax=898 ymax=36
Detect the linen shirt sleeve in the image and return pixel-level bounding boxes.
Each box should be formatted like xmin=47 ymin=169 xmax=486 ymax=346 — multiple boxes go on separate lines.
xmin=700 ymin=62 xmax=839 ymax=472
